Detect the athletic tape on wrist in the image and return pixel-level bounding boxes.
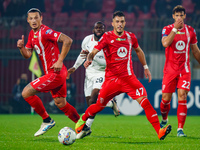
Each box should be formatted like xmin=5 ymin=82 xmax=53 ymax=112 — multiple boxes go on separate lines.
xmin=172 ymin=28 xmax=177 ymax=33
xmin=143 ymin=65 xmax=148 ymax=69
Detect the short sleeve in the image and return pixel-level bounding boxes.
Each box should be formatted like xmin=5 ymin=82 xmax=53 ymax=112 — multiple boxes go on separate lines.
xmin=190 ymin=28 xmax=198 ymax=45
xmin=25 ymin=31 xmax=33 ymax=49
xmin=81 ymin=36 xmax=89 ymax=50
xmin=162 ymin=26 xmax=171 ymax=37
xmin=42 ymin=28 xmax=61 ymax=42
xmin=94 ymin=33 xmax=107 ymax=51
xmin=131 ymin=34 xmax=139 ymax=49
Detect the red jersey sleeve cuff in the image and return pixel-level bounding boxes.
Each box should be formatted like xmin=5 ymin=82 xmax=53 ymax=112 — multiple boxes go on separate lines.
xmin=25 ymin=46 xmax=32 ymax=49
xmin=191 ymin=42 xmax=198 ymax=45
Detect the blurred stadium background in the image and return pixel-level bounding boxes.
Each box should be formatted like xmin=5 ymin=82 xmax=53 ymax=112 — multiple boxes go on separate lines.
xmin=0 ymin=0 xmax=200 ymax=114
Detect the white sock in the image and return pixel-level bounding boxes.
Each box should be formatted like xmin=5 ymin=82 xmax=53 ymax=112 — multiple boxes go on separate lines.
xmin=86 ymin=118 xmax=94 ymax=128
xmin=177 ymin=128 xmax=183 ymax=131
xmin=106 ymin=100 xmax=113 ymax=108
xmin=162 ymin=119 xmax=168 ymax=122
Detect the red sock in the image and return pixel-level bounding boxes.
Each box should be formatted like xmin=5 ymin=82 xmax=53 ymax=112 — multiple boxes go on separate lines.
xmin=140 ymin=97 xmax=160 ymax=134
xmin=25 ymin=95 xmax=49 ymax=119
xmin=59 ymin=103 xmax=80 ymax=123
xmin=177 ymin=100 xmax=187 ymax=129
xmin=82 ymin=104 xmax=104 ymax=121
xmin=160 ymin=99 xmax=171 ymax=120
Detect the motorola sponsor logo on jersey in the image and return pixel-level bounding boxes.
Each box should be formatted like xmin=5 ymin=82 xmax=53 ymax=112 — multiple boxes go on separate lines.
xmin=175 ymin=40 xmax=185 ymax=51
xmin=117 ymin=47 xmax=127 ymax=57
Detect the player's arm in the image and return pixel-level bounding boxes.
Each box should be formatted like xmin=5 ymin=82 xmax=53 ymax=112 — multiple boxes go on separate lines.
xmin=191 ymin=43 xmax=200 ymax=64
xmin=67 ymin=50 xmax=89 ymax=79
xmin=134 ymin=46 xmax=152 ymax=82
xmin=17 ymin=35 xmax=33 ymax=59
xmin=162 ymin=18 xmax=183 ymax=47
xmin=84 ymin=48 xmax=99 ymax=68
xmin=51 ymin=33 xmax=72 ymax=71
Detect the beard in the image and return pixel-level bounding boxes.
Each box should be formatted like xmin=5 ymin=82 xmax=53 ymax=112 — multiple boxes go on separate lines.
xmin=94 ymin=32 xmax=103 ymax=39
xmin=117 ymin=31 xmax=123 ymax=35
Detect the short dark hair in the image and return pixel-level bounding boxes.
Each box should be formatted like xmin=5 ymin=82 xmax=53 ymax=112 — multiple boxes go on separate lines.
xmin=27 ymin=8 xmax=42 ymax=16
xmin=113 ymin=11 xmax=125 ymax=19
xmin=94 ymin=21 xmax=106 ymax=28
xmin=172 ymin=5 xmax=185 ymax=14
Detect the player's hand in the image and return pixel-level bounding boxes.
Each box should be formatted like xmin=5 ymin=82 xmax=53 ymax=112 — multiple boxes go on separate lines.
xmin=50 ymin=60 xmax=63 ymax=72
xmin=67 ymin=67 xmax=75 ymax=79
xmin=17 ymin=35 xmax=24 ymax=49
xmin=84 ymin=60 xmax=92 ymax=68
xmin=174 ymin=18 xmax=183 ymax=29
xmin=144 ymin=69 xmax=152 ymax=83
xmin=80 ymin=50 xmax=89 ymax=59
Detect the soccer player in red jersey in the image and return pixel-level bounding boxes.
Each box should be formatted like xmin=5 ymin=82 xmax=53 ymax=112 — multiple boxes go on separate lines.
xmin=160 ymin=5 xmax=200 ymax=137
xmin=75 ymin=11 xmax=172 ymax=140
xmin=17 ymin=8 xmax=80 ymax=137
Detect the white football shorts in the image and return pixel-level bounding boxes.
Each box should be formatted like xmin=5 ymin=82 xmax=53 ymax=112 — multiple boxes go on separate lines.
xmin=84 ymin=72 xmax=105 ymax=97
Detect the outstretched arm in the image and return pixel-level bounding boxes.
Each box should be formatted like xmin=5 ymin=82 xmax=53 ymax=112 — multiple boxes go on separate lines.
xmin=191 ymin=44 xmax=200 ymax=64
xmin=17 ymin=35 xmax=33 ymax=59
xmin=84 ymin=48 xmax=99 ymax=68
xmin=134 ymin=46 xmax=152 ymax=83
xmin=51 ymin=33 xmax=72 ymax=72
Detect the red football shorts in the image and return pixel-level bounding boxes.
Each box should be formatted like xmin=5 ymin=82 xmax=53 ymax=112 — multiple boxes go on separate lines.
xmin=162 ymin=72 xmax=191 ymax=93
xmin=30 ymin=69 xmax=67 ymax=98
xmin=96 ymin=75 xmax=147 ymax=106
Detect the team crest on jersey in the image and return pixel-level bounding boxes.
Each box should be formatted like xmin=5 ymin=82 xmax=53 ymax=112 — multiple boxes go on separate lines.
xmin=117 ymin=47 xmax=127 ymax=57
xmin=34 ymin=35 xmax=38 ymax=38
xmin=175 ymin=40 xmax=185 ymax=51
xmin=46 ymin=29 xmax=52 ymax=34
xmin=116 ymin=38 xmax=126 ymax=41
xmin=162 ymin=29 xmax=166 ymax=34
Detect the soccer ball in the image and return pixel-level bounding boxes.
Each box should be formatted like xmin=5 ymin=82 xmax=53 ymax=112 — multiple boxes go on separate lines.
xmin=58 ymin=127 xmax=76 ymax=145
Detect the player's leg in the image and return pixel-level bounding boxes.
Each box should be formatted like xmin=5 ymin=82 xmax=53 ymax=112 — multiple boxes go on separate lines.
xmin=125 ymin=75 xmax=171 ymax=140
xmin=75 ymin=78 xmax=120 ymax=133
xmin=85 ymin=96 xmax=95 ymax=128
xmin=160 ymin=93 xmax=172 ymax=127
xmin=160 ymin=73 xmax=177 ymax=127
xmin=75 ymin=96 xmax=93 ymax=139
xmin=22 ymin=83 xmax=55 ymax=137
xmin=84 ymin=77 xmax=97 ymax=129
xmin=176 ymin=89 xmax=188 ymax=137
xmin=90 ymin=88 xmax=119 ymax=116
xmin=22 ymin=83 xmax=50 ymax=121
xmin=136 ymin=96 xmax=171 ymax=140
xmin=176 ymin=73 xmax=190 ymax=137
xmin=51 ymin=79 xmax=80 ymax=123
xmin=54 ymin=97 xmax=80 ymax=123
xmin=91 ymin=75 xmax=120 ymax=116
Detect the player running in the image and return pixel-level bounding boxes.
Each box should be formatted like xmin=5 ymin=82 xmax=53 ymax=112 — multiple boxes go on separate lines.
xmin=17 ymin=8 xmax=80 ymax=137
xmin=75 ymin=11 xmax=172 ymax=140
xmin=160 ymin=5 xmax=200 ymax=137
xmin=67 ymin=21 xmax=119 ymax=139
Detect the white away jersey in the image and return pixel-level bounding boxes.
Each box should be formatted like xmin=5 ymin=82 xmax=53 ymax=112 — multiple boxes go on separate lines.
xmin=81 ymin=34 xmax=106 ymax=77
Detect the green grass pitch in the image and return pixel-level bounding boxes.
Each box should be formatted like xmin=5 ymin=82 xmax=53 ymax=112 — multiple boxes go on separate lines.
xmin=0 ymin=114 xmax=199 ymax=150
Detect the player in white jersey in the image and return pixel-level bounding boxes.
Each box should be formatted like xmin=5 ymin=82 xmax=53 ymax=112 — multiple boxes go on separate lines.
xmin=67 ymin=21 xmax=119 ymax=139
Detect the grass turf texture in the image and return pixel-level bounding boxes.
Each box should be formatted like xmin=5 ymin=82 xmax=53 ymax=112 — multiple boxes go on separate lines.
xmin=0 ymin=115 xmax=199 ymax=150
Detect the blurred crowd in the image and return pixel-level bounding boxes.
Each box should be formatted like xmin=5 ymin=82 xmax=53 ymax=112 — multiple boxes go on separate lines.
xmin=0 ymin=0 xmax=200 ymax=21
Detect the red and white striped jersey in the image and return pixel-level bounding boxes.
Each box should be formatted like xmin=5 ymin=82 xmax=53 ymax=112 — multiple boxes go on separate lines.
xmin=25 ymin=24 xmax=64 ymax=75
xmin=162 ymin=24 xmax=197 ymax=73
xmin=94 ymin=30 xmax=139 ymax=78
